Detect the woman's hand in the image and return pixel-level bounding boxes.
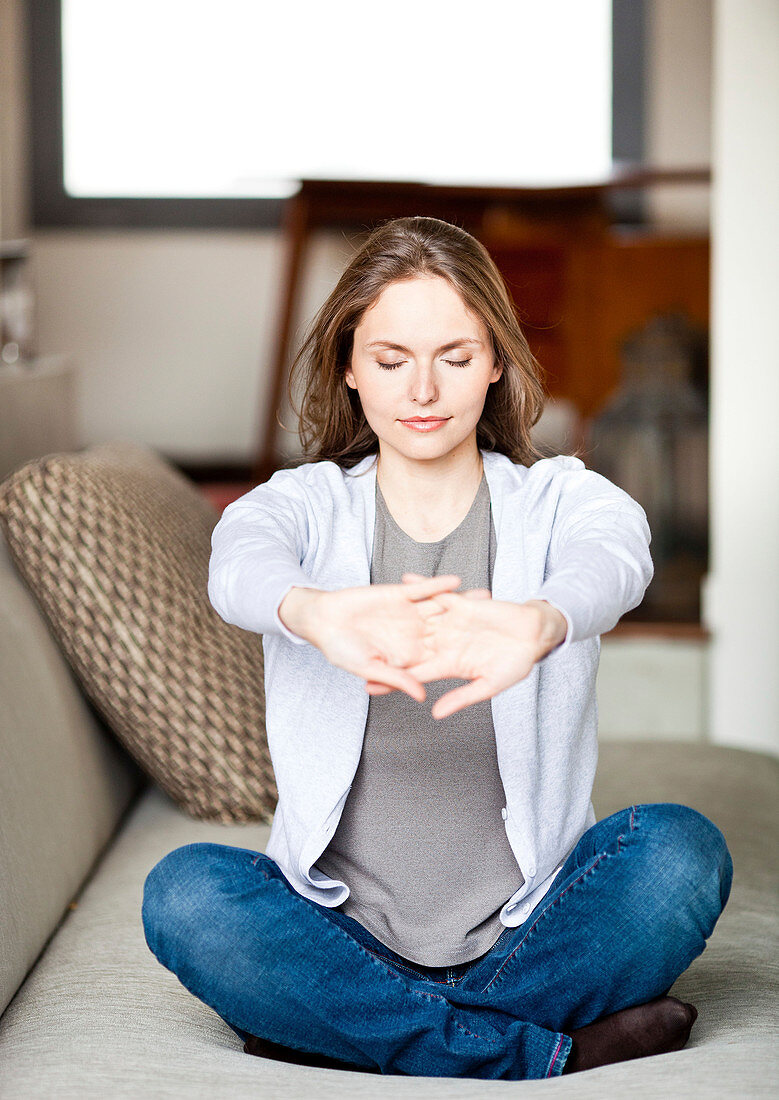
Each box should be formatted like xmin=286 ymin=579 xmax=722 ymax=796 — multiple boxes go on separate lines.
xmin=304 ymin=574 xmax=464 ymax=702
xmin=365 ymin=572 xmax=566 ymax=719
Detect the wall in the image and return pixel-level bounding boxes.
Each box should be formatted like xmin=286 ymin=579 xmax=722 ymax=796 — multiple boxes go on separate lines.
xmin=26 ymin=228 xmax=356 ymax=463
xmin=705 ymin=0 xmax=779 ymax=755
xmin=598 ymin=637 xmax=708 ymax=743
xmin=645 ymin=0 xmax=712 ymax=229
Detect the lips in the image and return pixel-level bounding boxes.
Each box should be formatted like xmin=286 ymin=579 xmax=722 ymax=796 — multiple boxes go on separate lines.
xmin=399 ymin=416 xmax=450 ymax=432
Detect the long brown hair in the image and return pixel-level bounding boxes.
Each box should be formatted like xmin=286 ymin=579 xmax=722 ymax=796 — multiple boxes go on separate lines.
xmin=284 ymin=215 xmax=573 ymax=471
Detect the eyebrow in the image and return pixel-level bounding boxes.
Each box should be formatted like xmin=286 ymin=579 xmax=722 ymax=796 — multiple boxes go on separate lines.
xmin=365 ymin=338 xmax=482 ymax=353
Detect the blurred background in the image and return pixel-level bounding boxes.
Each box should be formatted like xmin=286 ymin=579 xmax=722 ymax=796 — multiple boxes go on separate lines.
xmin=1 ymin=0 xmax=776 ymax=755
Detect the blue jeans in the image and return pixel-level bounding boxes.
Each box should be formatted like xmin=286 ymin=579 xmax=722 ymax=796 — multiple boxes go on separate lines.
xmin=142 ymin=802 xmax=733 ymax=1080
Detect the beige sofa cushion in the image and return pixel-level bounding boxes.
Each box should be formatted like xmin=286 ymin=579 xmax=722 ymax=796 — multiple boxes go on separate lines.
xmin=0 ymin=441 xmax=277 ymax=824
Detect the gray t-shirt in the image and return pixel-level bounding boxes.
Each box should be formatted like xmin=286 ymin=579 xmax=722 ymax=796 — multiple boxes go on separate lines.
xmin=315 ymin=471 xmax=525 ymax=966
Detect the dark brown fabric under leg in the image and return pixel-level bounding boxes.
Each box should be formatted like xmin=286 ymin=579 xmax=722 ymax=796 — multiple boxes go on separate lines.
xmin=243 ymin=1033 xmax=381 ymax=1073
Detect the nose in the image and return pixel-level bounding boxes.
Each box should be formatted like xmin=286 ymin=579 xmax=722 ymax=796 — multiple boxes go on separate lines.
xmin=408 ymin=362 xmax=439 ymax=404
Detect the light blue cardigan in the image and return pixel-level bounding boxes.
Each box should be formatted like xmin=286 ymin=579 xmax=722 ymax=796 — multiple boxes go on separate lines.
xmin=208 ymin=451 xmax=654 ymax=927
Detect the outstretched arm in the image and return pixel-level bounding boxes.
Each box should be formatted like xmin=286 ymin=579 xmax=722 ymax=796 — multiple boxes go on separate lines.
xmin=207 ymin=477 xmax=323 ymax=645
xmin=522 ymin=463 xmax=654 ymax=658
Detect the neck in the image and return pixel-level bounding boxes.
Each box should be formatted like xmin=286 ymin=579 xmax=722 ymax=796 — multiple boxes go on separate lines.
xmin=375 ymin=443 xmax=484 ymax=528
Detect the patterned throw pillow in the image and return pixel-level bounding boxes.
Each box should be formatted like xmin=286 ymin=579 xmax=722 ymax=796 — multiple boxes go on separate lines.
xmin=0 ymin=440 xmax=276 ymax=823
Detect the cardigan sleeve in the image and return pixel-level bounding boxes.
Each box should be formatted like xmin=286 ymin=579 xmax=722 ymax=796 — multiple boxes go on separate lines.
xmin=207 ymin=476 xmax=322 ymax=646
xmin=526 ymin=460 xmax=655 ymax=659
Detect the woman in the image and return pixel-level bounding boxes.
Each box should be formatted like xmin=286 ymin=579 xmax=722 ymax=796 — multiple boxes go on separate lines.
xmin=142 ymin=216 xmax=732 ymax=1080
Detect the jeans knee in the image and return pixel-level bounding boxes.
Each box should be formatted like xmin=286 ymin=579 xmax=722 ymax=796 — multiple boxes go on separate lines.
xmin=639 ymin=802 xmax=733 ymax=922
xmin=141 ymin=843 xmax=226 ymax=960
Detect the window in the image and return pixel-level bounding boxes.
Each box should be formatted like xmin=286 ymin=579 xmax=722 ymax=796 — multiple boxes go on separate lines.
xmin=30 ymin=0 xmax=643 ymax=228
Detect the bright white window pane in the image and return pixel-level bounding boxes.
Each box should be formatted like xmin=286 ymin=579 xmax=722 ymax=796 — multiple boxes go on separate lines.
xmin=62 ymin=0 xmax=612 ymax=198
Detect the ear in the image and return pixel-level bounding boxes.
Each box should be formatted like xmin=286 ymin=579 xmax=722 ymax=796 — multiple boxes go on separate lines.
xmin=344 ymin=365 xmax=356 ymax=389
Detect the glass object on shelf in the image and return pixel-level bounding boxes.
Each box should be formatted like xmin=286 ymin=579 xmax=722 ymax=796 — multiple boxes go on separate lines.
xmin=1 ymin=240 xmax=36 ymax=367
xmin=585 ymin=310 xmax=709 ymax=622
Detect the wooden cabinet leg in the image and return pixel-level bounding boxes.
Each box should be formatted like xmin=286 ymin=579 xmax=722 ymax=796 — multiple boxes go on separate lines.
xmin=252 ymin=191 xmax=311 ymax=484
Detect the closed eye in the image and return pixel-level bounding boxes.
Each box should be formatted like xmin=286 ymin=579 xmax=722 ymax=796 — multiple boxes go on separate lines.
xmin=377 ymin=357 xmax=472 ymax=371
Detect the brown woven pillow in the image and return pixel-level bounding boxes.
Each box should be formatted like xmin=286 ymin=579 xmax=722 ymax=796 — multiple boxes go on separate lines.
xmin=0 ymin=440 xmax=276 ymax=823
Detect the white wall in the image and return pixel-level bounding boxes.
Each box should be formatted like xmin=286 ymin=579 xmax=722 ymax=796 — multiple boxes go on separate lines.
xmin=705 ymin=0 xmax=779 ymax=756
xmin=645 ymin=0 xmax=712 ymax=229
xmin=27 ymin=228 xmax=356 ymax=463
xmin=598 ymin=637 xmax=708 ymax=742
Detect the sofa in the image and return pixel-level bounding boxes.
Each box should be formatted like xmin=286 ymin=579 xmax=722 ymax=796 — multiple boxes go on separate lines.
xmin=0 ymin=451 xmax=777 ymax=1098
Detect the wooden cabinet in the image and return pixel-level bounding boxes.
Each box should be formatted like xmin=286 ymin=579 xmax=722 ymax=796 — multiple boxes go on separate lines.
xmin=482 ymin=221 xmax=709 ymax=424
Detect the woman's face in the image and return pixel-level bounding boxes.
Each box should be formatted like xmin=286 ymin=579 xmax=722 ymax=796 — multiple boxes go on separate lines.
xmin=345 ymin=275 xmax=502 ymax=464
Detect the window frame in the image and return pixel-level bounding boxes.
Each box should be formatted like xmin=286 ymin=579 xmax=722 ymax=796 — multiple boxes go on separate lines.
xmin=29 ymin=0 xmax=644 ymax=230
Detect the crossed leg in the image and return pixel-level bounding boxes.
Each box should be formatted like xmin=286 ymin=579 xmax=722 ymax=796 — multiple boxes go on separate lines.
xmin=436 ymin=802 xmax=732 ymax=1072
xmin=141 ymin=802 xmax=732 ymax=1080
